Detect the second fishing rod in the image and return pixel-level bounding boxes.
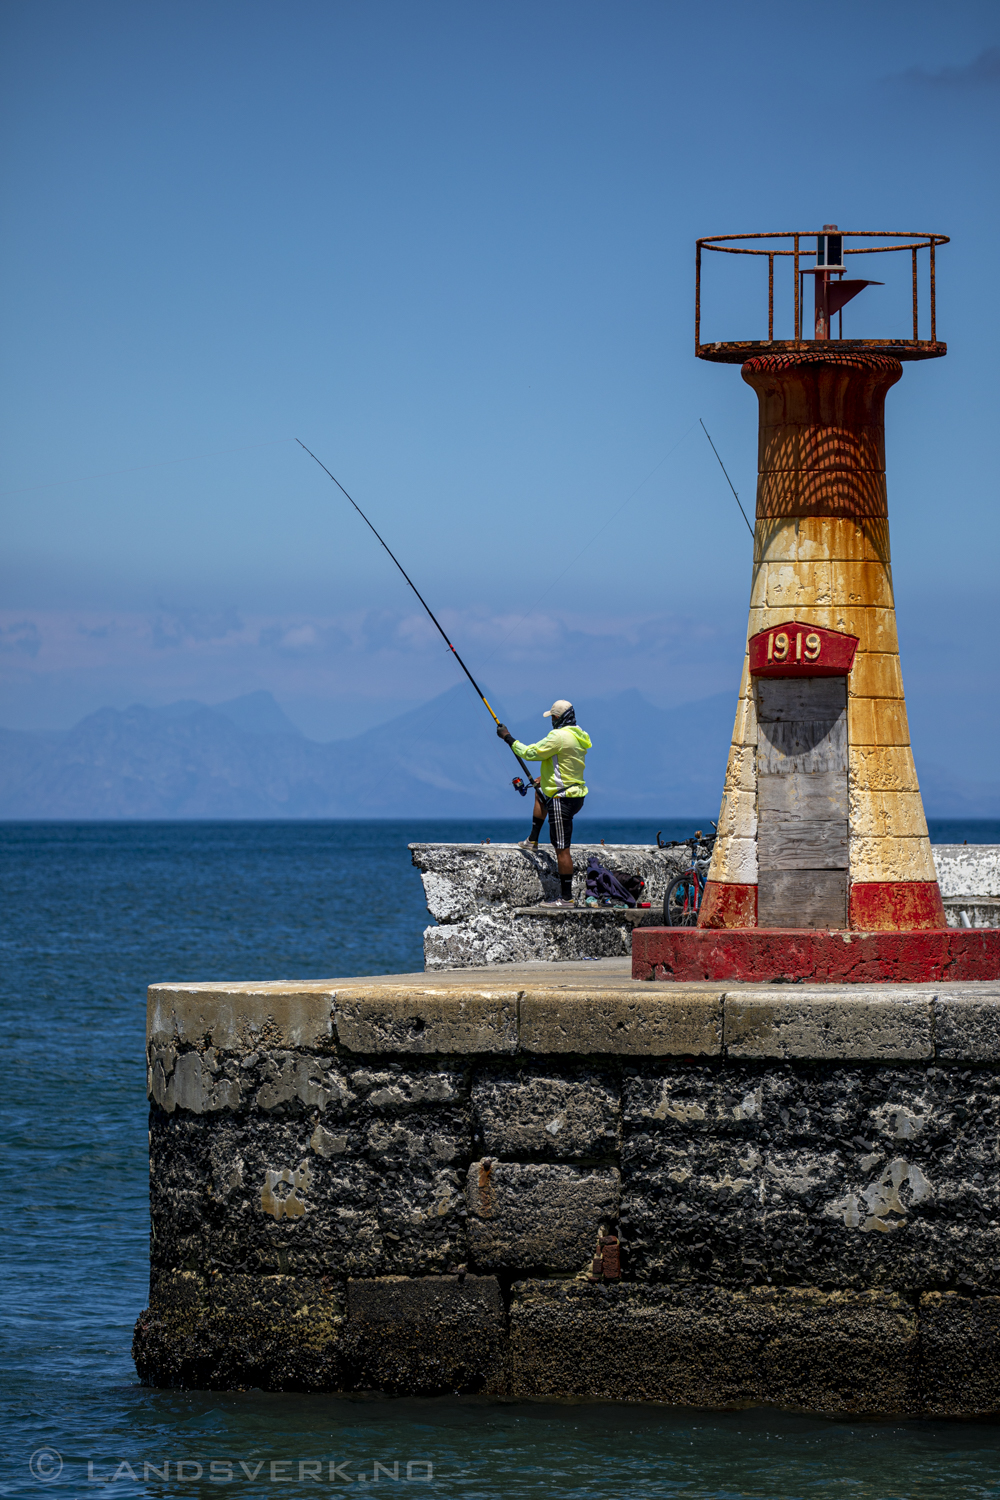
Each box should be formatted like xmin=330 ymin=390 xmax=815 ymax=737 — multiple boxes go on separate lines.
xmin=296 ymin=440 xmax=539 ymax=797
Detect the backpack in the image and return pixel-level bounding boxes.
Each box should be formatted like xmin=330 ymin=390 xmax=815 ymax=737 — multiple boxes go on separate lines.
xmin=585 ymin=856 xmax=640 ymax=907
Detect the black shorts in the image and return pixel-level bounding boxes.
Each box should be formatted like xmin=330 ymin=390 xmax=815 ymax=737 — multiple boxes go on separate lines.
xmin=538 ymin=793 xmax=585 ymax=850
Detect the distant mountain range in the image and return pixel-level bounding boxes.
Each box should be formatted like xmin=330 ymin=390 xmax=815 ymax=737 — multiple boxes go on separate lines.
xmin=0 ymin=687 xmax=732 ymax=819
xmin=0 ymin=686 xmax=996 ymax=819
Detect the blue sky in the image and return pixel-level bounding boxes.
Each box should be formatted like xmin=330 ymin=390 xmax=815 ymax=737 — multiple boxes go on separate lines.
xmin=1 ymin=2 xmax=998 ymax=775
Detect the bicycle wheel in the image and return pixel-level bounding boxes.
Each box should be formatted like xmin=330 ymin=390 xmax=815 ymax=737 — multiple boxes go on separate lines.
xmin=663 ymin=873 xmax=700 ymax=927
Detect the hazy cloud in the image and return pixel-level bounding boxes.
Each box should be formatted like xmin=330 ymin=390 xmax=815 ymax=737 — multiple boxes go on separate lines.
xmin=0 ymin=621 xmax=41 ymax=656
xmin=2 ymin=603 xmax=994 ymax=787
xmin=891 ymin=46 xmax=1000 ymax=89
xmin=152 ymin=607 xmax=244 ymax=649
xmin=259 ymin=621 xmax=328 ymax=655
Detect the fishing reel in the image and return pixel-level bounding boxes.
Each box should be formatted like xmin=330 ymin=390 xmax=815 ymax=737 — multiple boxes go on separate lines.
xmin=512 ymin=776 xmax=538 ymax=797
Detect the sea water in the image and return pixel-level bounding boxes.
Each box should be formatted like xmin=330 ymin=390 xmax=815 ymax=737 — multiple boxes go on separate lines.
xmin=2 ymin=819 xmax=1000 ymax=1500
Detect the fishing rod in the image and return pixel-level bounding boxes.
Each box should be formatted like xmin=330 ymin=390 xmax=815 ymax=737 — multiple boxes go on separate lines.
xmin=296 ymin=440 xmax=539 ymax=796
xmin=700 ymin=419 xmax=754 ymax=538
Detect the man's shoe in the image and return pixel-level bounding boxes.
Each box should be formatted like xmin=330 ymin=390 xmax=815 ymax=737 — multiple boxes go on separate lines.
xmin=540 ymin=897 xmax=575 ymax=908
xmin=518 ymin=839 xmax=539 ymax=849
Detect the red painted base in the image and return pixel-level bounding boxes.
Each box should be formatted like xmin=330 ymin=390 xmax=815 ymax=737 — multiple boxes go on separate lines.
xmin=696 ymin=881 xmax=947 ymax=931
xmin=849 ymin=881 xmax=946 ymax=931
xmin=632 ymin=926 xmax=1000 ymax=984
xmin=698 ymin=880 xmax=757 ymax=928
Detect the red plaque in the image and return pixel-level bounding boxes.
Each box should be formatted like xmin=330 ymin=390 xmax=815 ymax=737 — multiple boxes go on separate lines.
xmin=749 ymin=621 xmax=858 ymax=678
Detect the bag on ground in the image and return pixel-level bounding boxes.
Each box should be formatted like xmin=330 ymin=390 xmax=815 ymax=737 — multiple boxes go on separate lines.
xmin=585 ymin=856 xmax=637 ymax=907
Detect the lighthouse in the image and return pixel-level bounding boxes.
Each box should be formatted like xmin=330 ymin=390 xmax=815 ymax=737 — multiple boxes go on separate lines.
xmin=633 ymin=227 xmax=999 ymax=981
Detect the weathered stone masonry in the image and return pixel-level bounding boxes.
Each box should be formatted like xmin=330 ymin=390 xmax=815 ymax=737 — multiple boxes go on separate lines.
xmin=411 ymin=842 xmax=690 ymax=969
xmin=134 ymin=971 xmax=1000 ymax=1414
xmin=412 ymin=844 xmax=1000 ymax=971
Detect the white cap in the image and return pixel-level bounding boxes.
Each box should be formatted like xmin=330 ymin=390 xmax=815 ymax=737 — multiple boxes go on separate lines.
xmin=543 ymin=699 xmax=573 ymax=719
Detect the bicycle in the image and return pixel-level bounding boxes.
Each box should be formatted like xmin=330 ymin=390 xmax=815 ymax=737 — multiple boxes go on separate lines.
xmin=655 ymin=828 xmax=717 ymax=926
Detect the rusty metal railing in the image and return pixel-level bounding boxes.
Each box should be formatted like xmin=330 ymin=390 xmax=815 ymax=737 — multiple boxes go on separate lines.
xmin=695 ymin=230 xmax=948 ymax=356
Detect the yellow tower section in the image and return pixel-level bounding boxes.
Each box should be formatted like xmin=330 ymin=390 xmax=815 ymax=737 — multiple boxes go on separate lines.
xmin=699 ymin=351 xmax=945 ymax=931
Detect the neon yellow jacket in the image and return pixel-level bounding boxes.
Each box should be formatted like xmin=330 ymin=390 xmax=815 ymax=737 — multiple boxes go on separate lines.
xmin=511 ymin=725 xmax=591 ymax=799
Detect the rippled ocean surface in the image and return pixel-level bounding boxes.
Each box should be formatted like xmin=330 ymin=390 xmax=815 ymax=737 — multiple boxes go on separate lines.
xmin=3 ymin=819 xmax=1000 ymax=1500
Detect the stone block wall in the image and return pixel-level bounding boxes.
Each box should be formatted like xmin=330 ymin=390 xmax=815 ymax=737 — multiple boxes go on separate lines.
xmin=135 ymin=976 xmax=1000 ymax=1414
xmin=412 ymin=842 xmax=693 ymax=968
xmin=935 ymin=845 xmax=1000 ymax=931
xmin=412 ymin=844 xmax=1000 ymax=969
xmin=933 ymin=846 xmax=1000 ymax=898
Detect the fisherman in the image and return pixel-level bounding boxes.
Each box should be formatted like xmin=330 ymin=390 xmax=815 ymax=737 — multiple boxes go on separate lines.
xmin=496 ymin=699 xmax=592 ymax=907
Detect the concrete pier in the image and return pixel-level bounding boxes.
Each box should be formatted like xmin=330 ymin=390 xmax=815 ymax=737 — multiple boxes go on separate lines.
xmin=411 ymin=841 xmax=689 ymax=968
xmin=412 ymin=842 xmax=1000 ymax=970
xmin=135 ymin=961 xmax=1000 ymax=1413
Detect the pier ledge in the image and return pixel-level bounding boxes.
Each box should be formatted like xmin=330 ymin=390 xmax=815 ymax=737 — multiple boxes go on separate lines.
xmin=136 ymin=960 xmax=1000 ymax=1414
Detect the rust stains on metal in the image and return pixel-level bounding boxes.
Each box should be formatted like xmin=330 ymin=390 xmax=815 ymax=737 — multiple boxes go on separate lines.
xmin=694 ymin=229 xmax=948 ymax=362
